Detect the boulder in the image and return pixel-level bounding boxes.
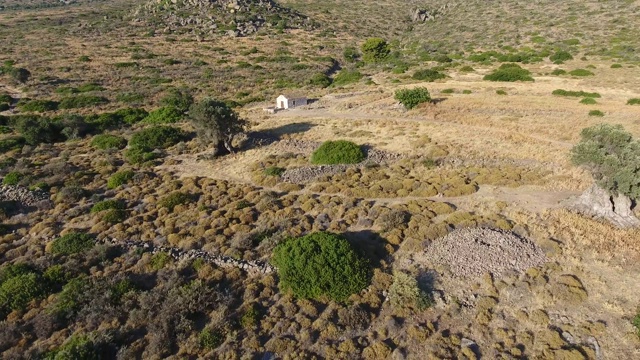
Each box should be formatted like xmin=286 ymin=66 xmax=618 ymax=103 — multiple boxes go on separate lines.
xmin=570 ymin=184 xmax=640 ymax=228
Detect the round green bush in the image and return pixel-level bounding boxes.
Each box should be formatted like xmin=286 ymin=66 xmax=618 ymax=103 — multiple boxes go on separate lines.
xmin=395 ymin=87 xmax=432 ymax=109
xmin=101 ymin=209 xmax=127 ymax=224
xmin=128 ymin=126 xmax=185 ymax=151
xmin=483 ymin=64 xmax=534 ymax=82
xmin=50 ymin=233 xmax=94 ymax=255
xmin=142 ymin=106 xmax=183 ymax=124
xmin=580 ymin=97 xmax=597 ymax=105
xmin=91 ymin=199 xmax=125 ymax=213
xmin=611 ymin=63 xmax=623 ymax=69
xmin=627 ymin=98 xmax=640 ymax=105
xmin=0 ymin=273 xmax=47 ymax=313
xmin=569 ymin=69 xmax=594 ymax=77
xmin=107 ymin=170 xmax=134 ymax=189
xmin=311 ymin=140 xmax=365 ymax=165
xmin=412 ymin=69 xmax=445 ymax=82
xmin=588 ymin=110 xmax=604 ymax=117
xmin=159 ymin=192 xmax=191 ymax=211
xmin=2 ymin=171 xmax=22 ymax=185
xmin=271 ymin=231 xmax=370 ymax=302
xmin=90 ymin=134 xmax=127 ymax=150
xmin=549 ymin=50 xmax=573 ymax=63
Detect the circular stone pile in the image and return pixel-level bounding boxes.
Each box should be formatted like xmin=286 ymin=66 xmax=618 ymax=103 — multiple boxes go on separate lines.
xmin=425 ymin=228 xmax=546 ymax=278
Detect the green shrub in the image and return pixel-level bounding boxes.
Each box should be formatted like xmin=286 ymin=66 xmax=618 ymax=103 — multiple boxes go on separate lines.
xmin=309 ymin=72 xmax=331 ymax=88
xmin=552 ymin=89 xmax=601 ymax=98
xmin=549 ymin=50 xmax=573 ymax=63
xmin=50 ymin=276 xmax=89 ymax=320
xmin=150 ymin=252 xmax=172 ymax=270
xmin=0 ymin=94 xmax=13 ymax=103
xmin=571 ymin=124 xmax=640 ymax=199
xmin=78 ymin=55 xmax=91 ymax=62
xmin=115 ymin=108 xmax=148 ymax=124
xmin=43 ymin=265 xmax=70 ymax=286
xmin=0 ymin=103 xmax=8 ymax=112
xmin=588 ymin=110 xmax=604 ymax=117
xmin=159 ymin=192 xmax=191 ymax=211
xmin=45 ymin=334 xmax=99 ymax=360
xmin=412 ymin=69 xmax=446 ymax=82
xmin=17 ymin=99 xmax=58 ymax=112
xmin=128 ymin=126 xmax=185 ymax=151
xmin=200 ymin=328 xmax=225 ymax=349
xmin=333 ymin=69 xmax=363 ymax=86
xmin=59 ymin=95 xmax=109 ymax=109
xmin=483 ymin=64 xmax=533 ymax=82
xmin=0 ymin=263 xmax=33 ymax=283
xmin=434 ymin=54 xmax=452 ymax=63
xmin=462 ymin=90 xmax=472 ymax=94
xmin=91 ymin=199 xmax=125 ymax=213
xmin=496 ymin=90 xmax=507 ymax=95
xmin=551 ymin=69 xmax=567 ymax=75
xmin=264 ymin=166 xmax=285 ymax=176
xmin=2 ymin=171 xmax=22 ymax=185
xmin=240 ymin=304 xmax=260 ymax=328
xmin=395 ymin=87 xmax=432 ymax=109
xmin=13 ymin=116 xmax=62 ymax=145
xmin=0 ymin=273 xmax=47 ymax=314
xmin=116 ymin=92 xmax=145 ymax=104
xmin=569 ymin=69 xmax=594 ymax=76
xmin=142 ymin=106 xmax=183 ymax=124
xmin=124 ymin=148 xmax=157 ymax=164
xmin=107 ymin=170 xmax=135 ymax=189
xmin=343 ymin=46 xmax=359 ymax=62
xmin=102 ymin=209 xmax=127 ymax=224
xmin=115 ymin=62 xmax=138 ymax=68
xmin=580 ymin=98 xmax=597 ymax=105
xmin=50 ymin=233 xmax=94 ymax=255
xmin=388 ymin=271 xmax=432 ymax=311
xmin=441 ymin=88 xmax=455 ymax=94
xmin=160 ymin=88 xmax=193 ymax=113
xmin=611 ymin=63 xmax=623 ymax=69
xmin=311 ymin=140 xmax=365 ymax=165
xmin=76 ymin=83 xmax=105 ymax=93
xmin=272 ymin=232 xmax=369 ymax=302
xmin=633 ymin=309 xmax=640 ymax=336
xmin=361 ymin=38 xmax=390 ymax=63
xmin=109 ymin=279 xmax=135 ymax=305
xmin=459 ymin=65 xmax=474 ymax=72
xmin=90 ymin=134 xmax=127 ymax=150
xmin=627 ymin=98 xmax=640 ymax=105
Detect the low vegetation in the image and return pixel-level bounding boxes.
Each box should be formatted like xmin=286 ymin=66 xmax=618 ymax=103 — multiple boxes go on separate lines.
xmin=483 ymin=63 xmax=534 ymax=82
xmin=552 ymin=89 xmax=601 ymax=98
xmin=310 ymin=140 xmax=365 ymax=165
xmin=395 ymin=87 xmax=432 ymax=109
xmin=50 ymin=233 xmax=94 ymax=255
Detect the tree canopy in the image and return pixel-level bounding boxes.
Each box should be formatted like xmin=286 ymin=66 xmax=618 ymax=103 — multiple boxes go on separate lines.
xmin=188 ymin=98 xmax=246 ymax=155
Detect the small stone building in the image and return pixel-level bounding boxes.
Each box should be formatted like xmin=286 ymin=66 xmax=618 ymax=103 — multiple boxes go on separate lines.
xmin=276 ymin=93 xmax=307 ymax=109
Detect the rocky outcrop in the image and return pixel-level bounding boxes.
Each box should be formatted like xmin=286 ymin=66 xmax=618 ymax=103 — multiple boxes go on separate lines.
xmin=570 ymin=184 xmax=640 ymax=228
xmin=410 ymin=3 xmax=455 ymax=22
xmin=132 ymin=0 xmax=314 ymax=37
xmin=0 ymin=185 xmax=50 ymax=207
xmin=99 ymin=237 xmax=275 ymax=276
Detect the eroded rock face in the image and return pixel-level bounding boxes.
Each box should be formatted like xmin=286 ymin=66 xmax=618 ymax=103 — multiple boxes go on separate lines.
xmin=570 ymin=184 xmax=640 ymax=228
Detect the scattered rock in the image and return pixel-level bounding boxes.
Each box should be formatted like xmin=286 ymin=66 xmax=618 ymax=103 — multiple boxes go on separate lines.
xmin=0 ymin=185 xmax=50 ymax=207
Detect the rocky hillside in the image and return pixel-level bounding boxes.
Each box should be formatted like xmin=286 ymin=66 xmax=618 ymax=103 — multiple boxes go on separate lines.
xmin=132 ymin=0 xmax=316 ymax=37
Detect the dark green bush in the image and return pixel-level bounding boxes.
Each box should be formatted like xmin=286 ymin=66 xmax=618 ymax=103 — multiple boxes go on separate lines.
xmin=0 ymin=273 xmax=47 ymax=314
xmin=264 ymin=166 xmax=285 ymax=176
xmin=571 ymin=124 xmax=640 ymax=199
xmin=59 ymin=95 xmax=109 ymax=109
xmin=124 ymin=148 xmax=157 ymax=164
xmin=90 ymin=134 xmax=127 ymax=150
xmin=142 ymin=106 xmax=183 ymax=124
xmin=333 ymin=69 xmax=363 ymax=86
xmin=549 ymin=50 xmax=573 ymax=63
xmin=361 ymin=38 xmax=390 ymax=63
xmin=412 ymin=69 xmax=446 ymax=82
xmin=87 ymin=113 xmax=123 ymax=132
xmin=107 ymin=170 xmax=135 ymax=189
xmin=159 ymin=192 xmax=191 ymax=211
xmin=552 ymin=89 xmax=601 ymax=98
xmin=43 ymin=265 xmax=70 ymax=287
xmin=569 ymin=69 xmax=594 ymax=76
xmin=551 ymin=69 xmax=567 ymax=75
xmin=309 ymin=73 xmax=332 ymax=88
xmin=0 ymin=94 xmax=13 ymax=103
xmin=483 ymin=64 xmax=533 ymax=82
xmin=13 ymin=116 xmax=62 ymax=145
xmin=580 ymin=98 xmax=597 ymax=105
xmin=311 ymin=140 xmax=365 ymax=165
xmin=101 ymin=209 xmax=128 ymax=224
xmin=50 ymin=233 xmax=94 ymax=255
xmin=0 ymin=263 xmax=33 ymax=283
xmin=200 ymin=328 xmax=225 ymax=349
xmin=17 ymin=99 xmax=58 ymax=112
xmin=10 ymin=68 xmax=30 ymax=83
xmin=395 ymin=87 xmax=432 ymax=109
xmin=128 ymin=126 xmax=185 ymax=152
xmin=115 ymin=108 xmax=148 ymax=124
xmin=272 ymin=231 xmax=369 ymax=302
xmin=588 ymin=110 xmax=604 ymax=117
xmin=91 ymin=199 xmax=125 ymax=213
xmin=51 ymin=277 xmax=89 ymax=319
xmin=611 ymin=63 xmax=623 ymax=69
xmin=160 ymin=88 xmax=193 ymax=113
xmin=2 ymin=171 xmax=22 ymax=185
xmin=627 ymin=98 xmax=640 ymax=105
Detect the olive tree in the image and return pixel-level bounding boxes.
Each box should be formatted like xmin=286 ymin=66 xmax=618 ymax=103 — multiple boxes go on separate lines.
xmin=188 ymin=99 xmax=246 ymax=155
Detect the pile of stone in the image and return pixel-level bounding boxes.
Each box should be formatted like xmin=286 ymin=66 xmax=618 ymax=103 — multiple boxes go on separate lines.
xmin=424 ymin=228 xmax=546 ymax=278
xmin=0 ymin=185 xmax=50 ymax=207
xmin=100 ymin=237 xmax=275 ymax=276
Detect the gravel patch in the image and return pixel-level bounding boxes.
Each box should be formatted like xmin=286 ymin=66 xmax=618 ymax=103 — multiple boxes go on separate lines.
xmin=424 ymin=227 xmax=546 ymax=278
xmin=0 ymin=185 xmax=50 ymax=206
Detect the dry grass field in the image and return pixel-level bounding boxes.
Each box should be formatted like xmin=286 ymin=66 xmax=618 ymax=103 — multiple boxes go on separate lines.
xmin=1 ymin=0 xmax=640 ymax=359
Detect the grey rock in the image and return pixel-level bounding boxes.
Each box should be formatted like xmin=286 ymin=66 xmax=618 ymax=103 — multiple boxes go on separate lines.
xmin=570 ymin=184 xmax=640 ymax=228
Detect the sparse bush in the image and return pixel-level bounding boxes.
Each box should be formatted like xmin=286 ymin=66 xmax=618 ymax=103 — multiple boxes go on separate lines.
xmin=388 ymin=271 xmax=432 ymax=311
xmin=240 ymin=304 xmax=260 ymax=328
xmin=496 ymin=90 xmax=507 ymax=95
xmin=361 ymin=38 xmax=390 ymax=63
xmin=17 ymin=99 xmax=58 ymax=112
xmin=311 ymin=140 xmax=365 ymax=165
xmin=549 ymin=50 xmax=573 ymax=63
xmin=200 ymin=328 xmax=225 ymax=349
xmin=149 ymin=252 xmax=172 ymax=270
xmin=412 ymin=69 xmax=446 ymax=82
xmin=627 ymin=98 xmax=640 ymax=105
xmin=45 ymin=334 xmax=99 ymax=359
xmin=309 ymin=72 xmax=331 ymax=88
xmin=580 ymin=98 xmax=597 ymax=105
xmin=2 ymin=171 xmax=22 ymax=185
xmin=552 ymin=89 xmax=601 ymax=98
xmin=10 ymin=68 xmax=31 ymax=83
xmin=116 ymin=92 xmax=145 ymax=104
xmin=264 ymin=166 xmax=285 ymax=176
xmin=159 ymin=192 xmax=191 ymax=211
xmin=483 ymin=64 xmax=533 ymax=82
xmin=333 ymin=69 xmax=363 ymax=86
xmin=78 ymin=55 xmax=91 ymax=62
xmin=459 ymin=65 xmax=474 ymax=72
xmin=50 ymin=233 xmax=94 ymax=255
xmin=188 ymin=99 xmax=246 ymax=154
xmin=395 ymin=87 xmax=431 ymax=109
xmin=271 ymin=231 xmax=370 ymax=302
xmin=128 ymin=126 xmax=185 ymax=151
xmin=90 ymin=134 xmax=127 ymax=150
xmin=56 ymin=185 xmax=86 ymax=202
xmin=569 ymin=69 xmax=594 ymax=77
xmin=343 ymin=46 xmax=359 ymax=62
xmin=107 ymin=170 xmax=134 ymax=189
xmin=59 ymin=95 xmax=108 ymax=109
xmin=633 ymin=308 xmax=640 ymax=336
xmin=143 ymin=106 xmax=183 ymax=124
xmin=571 ymin=124 xmax=640 ymax=199
xmin=588 ymin=110 xmax=604 ymax=117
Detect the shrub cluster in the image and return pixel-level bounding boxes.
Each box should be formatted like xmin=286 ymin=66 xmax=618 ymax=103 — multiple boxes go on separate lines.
xmin=395 ymin=87 xmax=432 ymax=109
xmin=271 ymin=231 xmax=370 ymax=302
xmin=412 ymin=69 xmax=446 ymax=82
xmin=17 ymin=99 xmax=58 ymax=112
xmin=361 ymin=38 xmax=390 ymax=63
xmin=580 ymin=98 xmax=597 ymax=105
xmin=2 ymin=171 xmax=22 ymax=185
xmin=107 ymin=170 xmax=135 ymax=189
xmin=552 ymin=89 xmax=601 ymax=98
xmin=627 ymin=98 xmax=640 ymax=105
xmin=50 ymin=232 xmax=94 ymax=255
xmin=311 ymin=140 xmax=365 ymax=165
xmin=91 ymin=199 xmax=125 ymax=213
xmin=143 ymin=106 xmax=184 ymax=124
xmin=59 ymin=95 xmax=109 ymax=109
xmin=0 ymin=272 xmax=47 ymax=316
xmin=90 ymin=134 xmax=127 ymax=150
xmin=483 ymin=63 xmax=534 ymax=82
xmin=159 ymin=192 xmax=191 ymax=211
xmin=549 ymin=50 xmax=573 ymax=63
xmin=128 ymin=126 xmax=185 ymax=151
xmin=333 ymin=69 xmax=363 ymax=86
xmin=569 ymin=69 xmax=594 ymax=77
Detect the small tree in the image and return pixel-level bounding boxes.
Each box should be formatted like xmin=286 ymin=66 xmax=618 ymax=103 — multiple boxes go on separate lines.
xmin=188 ymin=98 xmax=246 ymax=155
xmin=361 ymin=38 xmax=390 ymax=63
xmin=571 ymin=124 xmax=640 ymax=200
xmin=395 ymin=87 xmax=431 ymax=109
